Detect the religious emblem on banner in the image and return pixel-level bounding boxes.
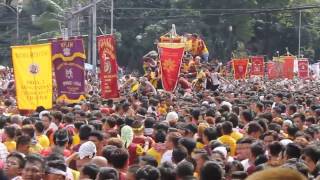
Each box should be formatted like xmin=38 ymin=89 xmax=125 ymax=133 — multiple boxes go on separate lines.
xmin=29 ymin=63 xmax=40 ymax=75
xmin=63 ymin=47 xmax=71 ymax=56
xmin=65 ymin=68 xmax=73 ymax=79
xmin=52 ymin=39 xmax=86 ymax=103
xmin=97 ymin=35 xmax=120 ymax=99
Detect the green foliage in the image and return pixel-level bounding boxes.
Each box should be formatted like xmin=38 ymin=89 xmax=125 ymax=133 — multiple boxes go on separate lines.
xmin=1 ymin=0 xmax=320 ymax=67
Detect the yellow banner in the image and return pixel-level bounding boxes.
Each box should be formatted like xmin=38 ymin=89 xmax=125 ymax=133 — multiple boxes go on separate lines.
xmin=11 ymin=43 xmax=53 ymax=110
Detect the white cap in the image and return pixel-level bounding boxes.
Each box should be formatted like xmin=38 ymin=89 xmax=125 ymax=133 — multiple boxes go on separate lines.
xmin=221 ymin=101 xmax=232 ymax=112
xmin=74 ymin=105 xmax=81 ymax=110
xmin=213 ymin=146 xmax=227 ymax=158
xmin=39 ymin=110 xmax=50 ymax=119
xmin=280 ymin=139 xmax=293 ymax=147
xmin=283 ymin=120 xmax=293 ymax=126
xmin=79 ymin=141 xmax=97 ymax=159
xmin=166 ymin=111 xmax=179 ymax=122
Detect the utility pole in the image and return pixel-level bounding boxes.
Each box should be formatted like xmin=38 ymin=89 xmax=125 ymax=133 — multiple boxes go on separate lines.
xmin=16 ymin=0 xmax=23 ymax=40
xmin=298 ymin=10 xmax=302 ymax=58
xmin=92 ymin=0 xmax=97 ymax=71
xmin=111 ymin=0 xmax=114 ymax=34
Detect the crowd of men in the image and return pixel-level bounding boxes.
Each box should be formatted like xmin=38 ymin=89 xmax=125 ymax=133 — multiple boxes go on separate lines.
xmin=0 ymin=52 xmax=319 ymax=180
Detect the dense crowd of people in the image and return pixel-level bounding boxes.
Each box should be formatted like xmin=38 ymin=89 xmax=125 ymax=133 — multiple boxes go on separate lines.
xmin=0 ymin=52 xmax=320 ymax=180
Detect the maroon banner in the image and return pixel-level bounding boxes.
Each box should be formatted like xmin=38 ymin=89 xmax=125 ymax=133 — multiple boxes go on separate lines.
xmin=233 ymin=59 xmax=249 ymax=80
xmin=158 ymin=43 xmax=185 ymax=92
xmin=298 ymin=59 xmax=309 ymax=79
xmin=251 ymin=56 xmax=264 ymax=76
xmin=97 ymin=35 xmax=119 ymax=99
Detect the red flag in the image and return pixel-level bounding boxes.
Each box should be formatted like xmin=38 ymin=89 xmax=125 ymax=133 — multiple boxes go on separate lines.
xmin=158 ymin=43 xmax=185 ymax=92
xmin=298 ymin=59 xmax=309 ymax=79
xmin=97 ymin=35 xmax=119 ymax=99
xmin=233 ymin=59 xmax=249 ymax=80
xmin=251 ymin=56 xmax=264 ymax=76
xmin=267 ymin=62 xmax=278 ymax=79
xmin=282 ymin=56 xmax=295 ymax=79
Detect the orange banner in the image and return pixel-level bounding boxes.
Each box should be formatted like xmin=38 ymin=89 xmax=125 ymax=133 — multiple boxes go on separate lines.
xmin=298 ymin=59 xmax=309 ymax=79
xmin=267 ymin=62 xmax=278 ymax=80
xmin=251 ymin=56 xmax=264 ymax=76
xmin=158 ymin=43 xmax=185 ymax=92
xmin=233 ymin=59 xmax=249 ymax=80
xmin=282 ymin=56 xmax=295 ymax=79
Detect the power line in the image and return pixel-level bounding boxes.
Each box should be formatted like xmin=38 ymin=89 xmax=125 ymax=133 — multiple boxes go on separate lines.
xmin=111 ymin=5 xmax=320 ymax=12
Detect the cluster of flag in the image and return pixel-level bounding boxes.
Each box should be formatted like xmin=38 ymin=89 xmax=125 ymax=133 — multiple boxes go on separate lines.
xmin=232 ymin=56 xmax=310 ymax=80
xmin=11 ymin=35 xmax=119 ymax=110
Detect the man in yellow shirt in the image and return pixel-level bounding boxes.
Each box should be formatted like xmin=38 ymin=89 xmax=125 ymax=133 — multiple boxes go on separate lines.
xmin=147 ymin=131 xmax=166 ymax=164
xmin=35 ymin=121 xmax=50 ymax=148
xmin=218 ymin=121 xmax=237 ymax=156
xmin=3 ymin=126 xmax=16 ymax=152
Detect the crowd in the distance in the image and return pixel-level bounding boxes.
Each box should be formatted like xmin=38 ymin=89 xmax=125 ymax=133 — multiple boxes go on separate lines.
xmin=0 ymin=51 xmax=320 ymax=180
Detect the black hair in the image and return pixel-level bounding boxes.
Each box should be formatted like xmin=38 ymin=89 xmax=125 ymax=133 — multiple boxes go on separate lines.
xmin=79 ymin=125 xmax=93 ymax=141
xmin=34 ymin=121 xmax=45 ymax=133
xmin=96 ymin=167 xmax=119 ymax=180
xmin=82 ymin=164 xmax=99 ymax=180
xmin=268 ymin=123 xmax=281 ymax=133
xmin=105 ymin=117 xmax=117 ymax=128
xmin=53 ymin=129 xmax=69 ymax=147
xmin=16 ymin=135 xmax=31 ymax=147
xmin=176 ymin=161 xmax=194 ymax=178
xmin=135 ymin=165 xmax=160 ymax=180
xmin=293 ymin=113 xmax=306 ymax=122
xmin=7 ymin=152 xmax=25 ymax=168
xmin=172 ymin=145 xmax=188 ymax=164
xmin=247 ymin=122 xmax=263 ymax=135
xmin=158 ymin=161 xmax=176 ymax=180
xmin=102 ymin=145 xmax=118 ymax=162
xmin=288 ymin=104 xmax=298 ymax=114
xmin=179 ymin=138 xmax=196 ymax=156
xmin=203 ymin=127 xmax=218 ymax=141
xmin=250 ymin=141 xmax=264 ymax=158
xmin=227 ymin=113 xmax=239 ymax=128
xmin=154 ymin=130 xmax=166 ymax=143
xmin=25 ymin=154 xmax=45 ymax=172
xmin=241 ymin=110 xmax=253 ymax=123
xmin=42 ymin=113 xmax=52 ymax=121
xmin=237 ymin=137 xmax=255 ymax=144
xmin=139 ymin=155 xmax=158 ymax=167
xmin=256 ymin=118 xmax=268 ymax=133
xmin=262 ymin=130 xmax=279 ymax=142
xmin=287 ymin=125 xmax=299 ymax=137
xmin=285 ymin=143 xmax=302 ymax=159
xmin=225 ymin=160 xmax=243 ymax=175
xmin=4 ymin=126 xmax=16 ymax=139
xmin=144 ymin=117 xmax=156 ymax=128
xmin=221 ymin=121 xmax=233 ymax=135
xmin=200 ymin=161 xmax=224 ymax=180
xmin=51 ymin=111 xmax=63 ymax=122
xmin=0 ymin=116 xmax=8 ymax=129
xmin=63 ymin=113 xmax=74 ymax=124
xmin=303 ymin=145 xmax=320 ymax=164
xmin=154 ymin=123 xmax=169 ymax=133
xmin=109 ymin=148 xmax=129 ymax=169
xmin=74 ymin=121 xmax=85 ymax=130
xmin=191 ymin=109 xmax=200 ymax=120
xmin=90 ymin=130 xmax=104 ymax=141
xmin=268 ymin=141 xmax=283 ymax=157
xmin=256 ymin=102 xmax=264 ymax=112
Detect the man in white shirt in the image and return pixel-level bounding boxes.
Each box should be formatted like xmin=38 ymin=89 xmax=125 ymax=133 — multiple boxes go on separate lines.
xmin=160 ymin=132 xmax=182 ymax=164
